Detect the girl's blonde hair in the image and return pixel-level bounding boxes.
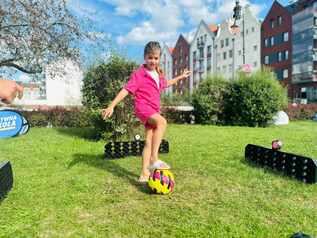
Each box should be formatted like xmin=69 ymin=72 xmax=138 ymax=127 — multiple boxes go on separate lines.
xmin=144 ymin=41 xmax=164 ymax=76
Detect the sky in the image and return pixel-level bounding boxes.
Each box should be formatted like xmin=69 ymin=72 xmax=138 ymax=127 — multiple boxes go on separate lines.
xmin=68 ymin=0 xmax=291 ymax=64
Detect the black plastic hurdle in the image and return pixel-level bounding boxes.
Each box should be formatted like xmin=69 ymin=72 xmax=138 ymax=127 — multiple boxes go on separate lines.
xmin=0 ymin=161 xmax=13 ymax=199
xmin=105 ymin=139 xmax=169 ymax=159
xmin=245 ymin=144 xmax=317 ymax=184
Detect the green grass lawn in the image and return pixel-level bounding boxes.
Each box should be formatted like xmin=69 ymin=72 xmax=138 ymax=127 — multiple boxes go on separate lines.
xmin=0 ymin=121 xmax=316 ymax=238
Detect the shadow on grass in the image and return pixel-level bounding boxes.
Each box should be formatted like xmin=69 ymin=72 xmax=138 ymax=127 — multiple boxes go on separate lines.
xmin=69 ymin=153 xmax=151 ymax=194
xmin=56 ymin=127 xmax=99 ymax=141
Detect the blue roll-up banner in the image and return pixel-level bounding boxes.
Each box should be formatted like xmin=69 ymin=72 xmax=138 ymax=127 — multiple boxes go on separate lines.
xmin=0 ymin=110 xmax=30 ymax=138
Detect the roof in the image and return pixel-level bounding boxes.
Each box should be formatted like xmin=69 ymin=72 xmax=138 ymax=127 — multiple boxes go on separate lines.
xmin=208 ymin=24 xmax=218 ymax=33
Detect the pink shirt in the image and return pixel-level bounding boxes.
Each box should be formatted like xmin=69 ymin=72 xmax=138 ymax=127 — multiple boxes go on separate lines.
xmin=124 ymin=64 xmax=168 ymax=120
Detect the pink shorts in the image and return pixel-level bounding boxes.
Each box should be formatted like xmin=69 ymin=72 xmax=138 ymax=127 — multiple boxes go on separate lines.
xmin=135 ymin=105 xmax=159 ymax=129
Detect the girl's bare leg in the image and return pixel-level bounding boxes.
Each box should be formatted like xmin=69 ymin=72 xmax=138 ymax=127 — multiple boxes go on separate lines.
xmin=147 ymin=114 xmax=167 ymax=165
xmin=140 ymin=127 xmax=153 ymax=180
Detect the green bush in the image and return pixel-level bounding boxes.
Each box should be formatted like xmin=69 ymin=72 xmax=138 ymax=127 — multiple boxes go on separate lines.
xmin=161 ymin=89 xmax=191 ymax=107
xmin=82 ymin=55 xmax=140 ymax=140
xmin=191 ymin=75 xmax=229 ymax=124
xmin=223 ymin=69 xmax=288 ymax=127
xmin=21 ymin=107 xmax=91 ymax=128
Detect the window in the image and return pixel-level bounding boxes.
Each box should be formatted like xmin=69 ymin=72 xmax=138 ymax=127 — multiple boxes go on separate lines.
xmin=278 ymin=16 xmax=282 ymax=25
xmin=199 ymin=48 xmax=204 ymax=58
xmin=229 ymin=50 xmax=233 ymax=58
xmin=221 ymin=40 xmax=224 ymax=48
xmin=253 ymin=45 xmax=258 ymax=51
xmin=229 ymin=64 xmax=232 ymax=72
xmin=275 ymin=70 xmax=283 ymax=80
xmin=264 ymin=56 xmax=269 ymax=64
xmin=223 ymin=52 xmax=227 ymax=60
xmin=193 ymin=51 xmax=196 ymax=60
xmin=207 ymin=45 xmax=212 ymax=55
xmin=207 ymin=58 xmax=211 ymax=69
xmin=283 ymin=32 xmax=289 ymax=42
xmin=270 ymin=19 xmax=275 ymax=28
xmin=315 ymin=17 xmax=317 ymax=26
xmin=254 ymin=62 xmax=257 ymax=67
xmin=271 ymin=36 xmax=274 ymax=46
xmin=225 ymin=38 xmax=229 ymax=47
xmin=283 ymin=69 xmax=288 ymax=79
xmin=246 ymin=29 xmax=249 ymax=35
xmin=265 ymin=38 xmax=269 ymax=47
xmin=238 ymin=50 xmax=242 ymax=56
xmin=285 ymin=50 xmax=289 ymax=60
xmin=278 ymin=52 xmax=282 ymax=62
xmin=252 ymin=27 xmax=255 ymax=32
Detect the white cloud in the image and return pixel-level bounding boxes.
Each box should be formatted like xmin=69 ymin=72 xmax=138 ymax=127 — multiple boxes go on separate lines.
xmin=88 ymin=0 xmax=265 ymax=46
xmin=101 ymin=0 xmax=145 ymax=16
xmin=117 ymin=21 xmax=177 ymax=44
xmin=213 ymin=0 xmax=265 ymax=20
xmin=116 ymin=0 xmax=183 ymax=45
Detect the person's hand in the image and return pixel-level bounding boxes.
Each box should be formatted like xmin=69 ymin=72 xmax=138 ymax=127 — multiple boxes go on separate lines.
xmin=180 ymin=69 xmax=191 ymax=80
xmin=0 ymin=79 xmax=24 ymax=104
xmin=102 ymin=106 xmax=114 ymax=119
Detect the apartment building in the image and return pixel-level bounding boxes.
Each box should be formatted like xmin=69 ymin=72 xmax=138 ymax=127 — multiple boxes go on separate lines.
xmin=160 ymin=44 xmax=173 ymax=94
xmin=261 ymin=1 xmax=293 ymax=97
xmin=189 ymin=20 xmax=218 ymax=93
xmin=215 ymin=5 xmax=261 ymax=79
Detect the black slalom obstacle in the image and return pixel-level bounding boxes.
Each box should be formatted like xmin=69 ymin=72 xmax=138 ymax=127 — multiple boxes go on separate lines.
xmin=245 ymin=144 xmax=317 ymax=184
xmin=0 ymin=161 xmax=13 ymax=199
xmin=105 ymin=139 xmax=169 ymax=159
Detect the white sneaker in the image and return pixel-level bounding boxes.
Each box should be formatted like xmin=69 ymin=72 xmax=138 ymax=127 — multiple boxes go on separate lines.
xmin=149 ymin=160 xmax=170 ymax=170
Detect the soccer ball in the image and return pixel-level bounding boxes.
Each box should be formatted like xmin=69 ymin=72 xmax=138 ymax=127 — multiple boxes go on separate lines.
xmin=148 ymin=169 xmax=175 ymax=195
xmin=272 ymin=139 xmax=283 ymax=150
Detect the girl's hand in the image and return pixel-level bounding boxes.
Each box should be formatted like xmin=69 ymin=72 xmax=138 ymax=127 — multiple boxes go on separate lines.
xmin=102 ymin=107 xmax=114 ymax=119
xmin=180 ymin=69 xmax=191 ymax=80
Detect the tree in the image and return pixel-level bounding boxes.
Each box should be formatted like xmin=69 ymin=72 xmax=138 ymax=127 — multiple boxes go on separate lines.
xmin=82 ymin=55 xmax=140 ymax=140
xmin=0 ymin=0 xmax=82 ymax=75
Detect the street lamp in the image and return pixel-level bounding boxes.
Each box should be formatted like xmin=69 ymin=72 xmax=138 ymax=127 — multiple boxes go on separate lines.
xmin=231 ymin=0 xmax=245 ymax=65
xmin=231 ymin=0 xmax=241 ymax=32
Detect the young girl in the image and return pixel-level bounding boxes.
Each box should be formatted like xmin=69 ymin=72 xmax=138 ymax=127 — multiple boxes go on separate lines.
xmin=102 ymin=41 xmax=190 ymax=182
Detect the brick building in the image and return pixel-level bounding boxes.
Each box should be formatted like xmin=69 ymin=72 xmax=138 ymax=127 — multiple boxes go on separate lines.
xmin=261 ymin=1 xmax=293 ymax=97
xmin=172 ymin=34 xmax=190 ymax=94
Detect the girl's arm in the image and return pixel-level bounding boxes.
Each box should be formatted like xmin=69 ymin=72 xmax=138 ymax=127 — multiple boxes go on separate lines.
xmin=167 ymin=69 xmax=191 ymax=87
xmin=102 ymin=88 xmax=129 ymax=119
